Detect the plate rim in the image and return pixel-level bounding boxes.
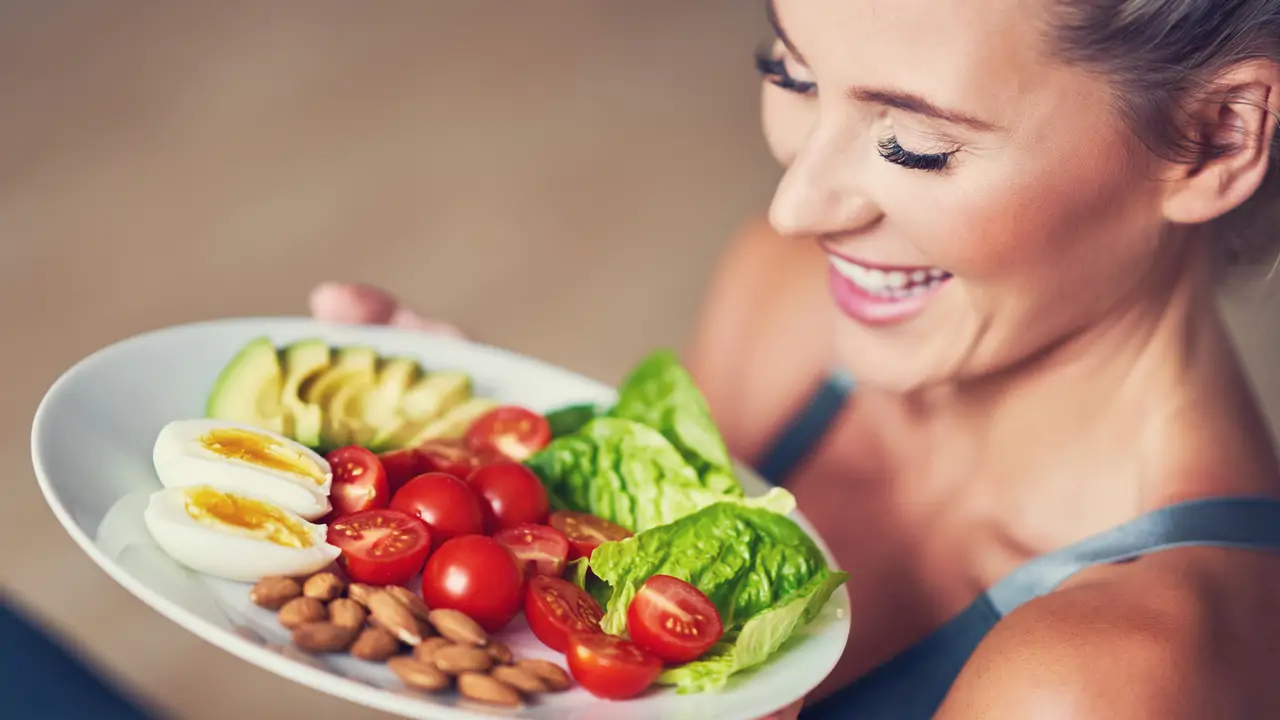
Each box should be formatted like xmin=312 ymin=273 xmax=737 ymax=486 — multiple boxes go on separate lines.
xmin=30 ymin=315 xmax=851 ymax=720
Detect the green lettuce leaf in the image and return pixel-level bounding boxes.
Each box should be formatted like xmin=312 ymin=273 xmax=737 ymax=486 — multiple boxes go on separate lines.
xmin=544 ymin=403 xmax=601 ymax=438
xmin=582 ymin=503 xmax=848 ymax=692
xmin=609 ymin=349 xmax=740 ymax=496
xmin=656 ymin=570 xmax=847 ymax=693
xmin=525 ymin=417 xmax=794 ymax=533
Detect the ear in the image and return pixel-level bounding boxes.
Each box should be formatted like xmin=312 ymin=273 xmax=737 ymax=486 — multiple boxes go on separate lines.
xmin=1162 ymin=60 xmax=1280 ymax=225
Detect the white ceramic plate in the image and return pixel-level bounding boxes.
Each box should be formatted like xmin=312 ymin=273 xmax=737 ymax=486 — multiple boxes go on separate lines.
xmin=30 ymin=317 xmax=850 ymax=720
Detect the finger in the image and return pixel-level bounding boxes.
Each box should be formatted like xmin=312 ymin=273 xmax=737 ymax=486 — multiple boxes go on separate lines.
xmin=389 ymin=305 xmax=468 ymax=339
xmin=309 ymin=282 xmax=399 ymax=324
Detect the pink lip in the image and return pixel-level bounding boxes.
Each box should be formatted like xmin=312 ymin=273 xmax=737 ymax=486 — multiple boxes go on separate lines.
xmin=827 ymin=265 xmax=950 ymax=326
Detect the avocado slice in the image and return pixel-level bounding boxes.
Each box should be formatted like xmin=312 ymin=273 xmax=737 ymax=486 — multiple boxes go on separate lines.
xmin=305 ymin=346 xmax=378 ymax=450
xmin=206 ymin=337 xmax=286 ymax=434
xmin=361 ymin=358 xmax=425 ymax=451
xmin=279 ymin=339 xmax=332 ymax=448
xmin=407 ymin=397 xmax=500 ymax=446
xmin=372 ymin=370 xmax=474 ymax=450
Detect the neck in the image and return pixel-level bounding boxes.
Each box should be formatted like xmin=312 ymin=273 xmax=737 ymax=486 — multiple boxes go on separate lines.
xmin=905 ymin=236 xmax=1270 ymax=507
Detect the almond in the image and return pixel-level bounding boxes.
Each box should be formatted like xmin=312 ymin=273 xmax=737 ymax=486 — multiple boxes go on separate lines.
xmin=388 ymin=657 xmax=451 ymax=692
xmin=327 ymin=598 xmax=368 ymax=630
xmin=486 ymin=640 xmax=513 ymax=665
xmin=383 ymin=585 xmax=432 ymax=623
xmin=346 ymin=583 xmax=376 ymax=607
xmin=350 ymin=627 xmax=400 ymax=661
xmin=432 ymin=644 xmax=493 ymax=674
xmin=458 ymin=672 xmax=523 ymax=707
xmin=413 ymin=637 xmax=453 ymax=664
xmin=303 ymin=572 xmax=346 ymax=602
xmin=292 ymin=622 xmax=357 ymax=653
xmin=427 ymin=608 xmax=488 ymax=647
xmin=249 ymin=576 xmax=302 ymax=610
xmin=515 ymin=659 xmax=572 ymax=692
xmin=277 ymin=597 xmax=327 ymax=629
xmin=367 ymin=590 xmax=423 ymax=645
xmin=491 ymin=665 xmax=549 ymax=695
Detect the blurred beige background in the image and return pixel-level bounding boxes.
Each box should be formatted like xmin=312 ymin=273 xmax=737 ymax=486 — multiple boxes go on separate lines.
xmin=0 ymin=2 xmax=1276 ymax=719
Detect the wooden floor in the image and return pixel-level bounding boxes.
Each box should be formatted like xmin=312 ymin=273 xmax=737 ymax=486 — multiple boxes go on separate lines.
xmin=2 ymin=3 xmax=1277 ymax=718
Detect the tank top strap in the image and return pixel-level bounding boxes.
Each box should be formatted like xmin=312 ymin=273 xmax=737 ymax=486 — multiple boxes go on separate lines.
xmin=754 ymin=367 xmax=856 ymax=486
xmin=987 ymin=496 xmax=1280 ymax=616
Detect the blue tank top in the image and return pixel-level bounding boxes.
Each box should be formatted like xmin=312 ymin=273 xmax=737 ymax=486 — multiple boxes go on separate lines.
xmin=756 ymin=370 xmax=1280 ymax=720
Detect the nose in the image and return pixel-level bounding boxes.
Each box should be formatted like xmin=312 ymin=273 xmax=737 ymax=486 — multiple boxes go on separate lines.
xmin=768 ymin=127 xmax=882 ymax=238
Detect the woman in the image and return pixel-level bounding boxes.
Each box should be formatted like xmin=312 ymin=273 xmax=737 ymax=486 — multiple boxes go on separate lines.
xmin=315 ymin=0 xmax=1280 ymax=717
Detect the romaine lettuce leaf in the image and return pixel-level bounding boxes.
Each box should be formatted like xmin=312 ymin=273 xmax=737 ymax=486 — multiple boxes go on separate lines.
xmin=656 ymin=570 xmax=847 ymax=693
xmin=525 ymin=417 xmax=794 ymax=532
xmin=609 ymin=349 xmax=740 ymax=496
xmin=580 ymin=503 xmax=848 ymax=692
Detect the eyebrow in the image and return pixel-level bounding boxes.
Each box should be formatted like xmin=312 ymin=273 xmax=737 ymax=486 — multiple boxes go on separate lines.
xmin=765 ymin=0 xmax=999 ymax=133
xmin=848 ymin=87 xmax=1000 ymax=132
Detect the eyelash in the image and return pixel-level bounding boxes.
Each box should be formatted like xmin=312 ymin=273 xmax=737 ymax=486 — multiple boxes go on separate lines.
xmin=877 ymin=136 xmax=954 ymax=172
xmin=754 ymin=49 xmax=816 ymax=96
xmin=754 ymin=48 xmax=956 ymax=173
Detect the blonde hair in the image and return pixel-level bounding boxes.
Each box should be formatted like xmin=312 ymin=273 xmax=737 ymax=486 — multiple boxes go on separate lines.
xmin=1053 ymin=0 xmax=1280 ymax=268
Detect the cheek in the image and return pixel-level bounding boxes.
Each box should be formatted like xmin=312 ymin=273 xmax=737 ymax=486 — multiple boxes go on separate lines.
xmin=761 ymin=89 xmax=812 ymax=167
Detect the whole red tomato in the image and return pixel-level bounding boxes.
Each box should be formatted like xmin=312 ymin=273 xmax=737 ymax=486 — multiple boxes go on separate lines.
xmin=389 ymin=472 xmax=485 ymax=549
xmin=419 ymin=534 xmax=524 ymax=633
xmin=466 ymin=461 xmax=550 ymax=532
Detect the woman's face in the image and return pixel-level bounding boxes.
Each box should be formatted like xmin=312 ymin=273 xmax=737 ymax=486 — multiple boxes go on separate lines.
xmin=762 ymin=0 xmax=1177 ymax=391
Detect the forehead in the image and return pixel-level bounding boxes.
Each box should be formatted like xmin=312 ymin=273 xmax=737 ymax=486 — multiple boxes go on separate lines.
xmin=773 ymin=0 xmax=1086 ymax=128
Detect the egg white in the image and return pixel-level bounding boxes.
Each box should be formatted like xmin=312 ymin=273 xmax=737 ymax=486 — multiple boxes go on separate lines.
xmin=153 ymin=418 xmax=332 ymax=520
xmin=143 ymin=486 xmax=341 ymax=582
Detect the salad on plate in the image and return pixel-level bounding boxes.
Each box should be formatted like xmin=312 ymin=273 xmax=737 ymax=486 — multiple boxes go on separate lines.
xmin=133 ymin=336 xmax=849 ymax=710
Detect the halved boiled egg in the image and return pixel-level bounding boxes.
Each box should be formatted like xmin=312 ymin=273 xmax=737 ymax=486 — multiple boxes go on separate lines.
xmin=143 ymin=485 xmax=341 ymax=582
xmin=153 ymin=418 xmax=332 ymax=520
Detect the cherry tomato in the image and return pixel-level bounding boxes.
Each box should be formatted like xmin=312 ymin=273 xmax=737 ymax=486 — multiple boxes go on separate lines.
xmin=376 ymin=447 xmax=428 ymax=495
xmin=389 ymin=472 xmax=485 ymax=549
xmin=626 ymin=574 xmax=724 ymax=664
xmin=415 ymin=439 xmax=488 ymax=479
xmin=323 ymin=446 xmax=390 ymax=519
xmin=566 ymin=632 xmax=663 ymax=700
xmin=524 ymin=575 xmax=605 ymax=653
xmin=549 ymin=510 xmax=633 ymax=560
xmin=420 ymin=535 xmax=524 ymax=633
xmin=466 ymin=461 xmax=550 ymax=531
xmin=464 ymin=406 xmax=552 ymax=461
xmin=494 ymin=524 xmax=570 ymax=578
xmin=326 ymin=509 xmax=431 ymax=586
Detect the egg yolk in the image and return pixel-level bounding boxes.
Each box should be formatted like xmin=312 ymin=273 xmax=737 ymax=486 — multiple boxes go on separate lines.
xmin=183 ymin=487 xmax=313 ymax=548
xmin=199 ymin=428 xmax=325 ymax=485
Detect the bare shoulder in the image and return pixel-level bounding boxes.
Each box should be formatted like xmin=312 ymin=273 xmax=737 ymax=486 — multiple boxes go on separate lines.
xmin=936 ymin=547 xmax=1280 ymax=719
xmin=683 ymin=216 xmax=838 ymax=460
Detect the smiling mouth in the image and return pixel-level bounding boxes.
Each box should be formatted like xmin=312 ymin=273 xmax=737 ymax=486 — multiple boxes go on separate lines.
xmin=828 ymin=255 xmax=952 ymax=299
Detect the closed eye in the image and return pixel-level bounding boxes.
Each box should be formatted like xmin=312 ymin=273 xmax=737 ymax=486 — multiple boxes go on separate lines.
xmin=877 ymin=136 xmax=954 ymax=172
xmin=754 ymin=48 xmax=816 ymax=97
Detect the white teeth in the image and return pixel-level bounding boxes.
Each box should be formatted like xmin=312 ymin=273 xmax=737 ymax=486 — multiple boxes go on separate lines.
xmin=829 ymin=255 xmax=950 ymax=298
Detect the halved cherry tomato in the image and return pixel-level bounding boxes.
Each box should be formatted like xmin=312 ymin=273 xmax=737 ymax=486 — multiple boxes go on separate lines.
xmin=524 ymin=575 xmax=605 ymax=653
xmin=376 ymin=447 xmax=428 ymax=495
xmin=494 ymin=523 xmax=570 ymax=578
xmin=415 ymin=439 xmax=488 ymax=479
xmin=464 ymin=406 xmax=552 ymax=461
xmin=466 ymin=461 xmax=550 ymax=531
xmin=389 ymin=472 xmax=485 ymax=549
xmin=566 ymin=632 xmax=663 ymax=700
xmin=326 ymin=509 xmax=431 ymax=586
xmin=549 ymin=510 xmax=633 ymax=560
xmin=325 ymin=446 xmax=390 ymax=519
xmin=420 ymin=534 xmax=524 ymax=633
xmin=626 ymin=574 xmax=724 ymax=664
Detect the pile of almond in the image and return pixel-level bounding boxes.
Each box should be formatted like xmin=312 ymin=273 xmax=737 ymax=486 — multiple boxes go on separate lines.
xmin=250 ymin=571 xmax=571 ymax=708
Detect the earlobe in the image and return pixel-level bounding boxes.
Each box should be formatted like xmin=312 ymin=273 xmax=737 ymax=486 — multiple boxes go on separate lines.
xmin=1161 ymin=65 xmax=1280 ymax=226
